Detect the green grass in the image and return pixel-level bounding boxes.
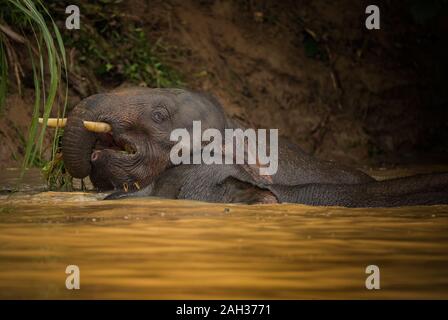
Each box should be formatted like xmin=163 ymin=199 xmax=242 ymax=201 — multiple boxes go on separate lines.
xmin=0 ymin=0 xmax=69 ymax=189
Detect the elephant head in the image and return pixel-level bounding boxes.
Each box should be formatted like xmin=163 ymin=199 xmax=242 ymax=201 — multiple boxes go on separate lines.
xmin=55 ymin=87 xmax=228 ymax=191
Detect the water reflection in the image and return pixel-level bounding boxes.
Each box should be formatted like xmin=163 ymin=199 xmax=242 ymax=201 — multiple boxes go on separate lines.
xmin=0 ymin=168 xmax=447 ymax=299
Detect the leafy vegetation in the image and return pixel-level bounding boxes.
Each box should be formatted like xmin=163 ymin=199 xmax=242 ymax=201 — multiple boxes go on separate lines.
xmin=50 ymin=0 xmax=183 ymax=89
xmin=0 ymin=0 xmax=183 ymax=191
xmin=0 ymin=0 xmax=68 ymax=190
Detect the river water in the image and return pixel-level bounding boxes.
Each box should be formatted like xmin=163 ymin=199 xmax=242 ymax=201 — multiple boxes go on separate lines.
xmin=0 ymin=167 xmax=447 ymax=299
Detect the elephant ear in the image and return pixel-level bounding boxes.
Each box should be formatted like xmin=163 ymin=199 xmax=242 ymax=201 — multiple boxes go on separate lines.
xmin=221 ymin=134 xmax=275 ymax=186
xmin=239 ymin=163 xmax=274 ymax=185
xmin=198 ymin=133 xmax=279 ymax=203
xmin=216 ymin=162 xmax=275 ymax=202
xmin=165 ymin=163 xmax=278 ymax=204
xmin=218 ymin=176 xmax=278 ymax=204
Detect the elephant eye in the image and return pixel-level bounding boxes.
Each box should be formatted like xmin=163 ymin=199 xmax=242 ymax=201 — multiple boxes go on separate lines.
xmin=151 ymin=106 xmax=169 ymax=123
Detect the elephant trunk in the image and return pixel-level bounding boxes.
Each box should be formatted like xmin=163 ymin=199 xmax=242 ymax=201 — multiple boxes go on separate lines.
xmin=62 ymin=106 xmax=97 ymax=179
xmin=271 ymin=173 xmax=448 ymax=207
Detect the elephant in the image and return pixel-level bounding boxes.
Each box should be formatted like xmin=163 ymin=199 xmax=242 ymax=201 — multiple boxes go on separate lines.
xmin=44 ymin=87 xmax=448 ymax=207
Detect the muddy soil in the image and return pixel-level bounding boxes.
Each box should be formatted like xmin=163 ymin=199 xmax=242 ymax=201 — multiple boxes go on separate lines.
xmin=1 ymin=0 xmax=447 ymax=169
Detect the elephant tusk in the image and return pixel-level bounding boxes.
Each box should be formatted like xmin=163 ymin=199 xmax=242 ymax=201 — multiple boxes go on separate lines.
xmin=38 ymin=118 xmax=67 ymax=128
xmin=83 ymin=121 xmax=112 ymax=133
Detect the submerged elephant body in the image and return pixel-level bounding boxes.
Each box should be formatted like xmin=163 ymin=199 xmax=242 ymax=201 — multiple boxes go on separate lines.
xmin=105 ymin=163 xmax=448 ymax=207
xmin=60 ymin=87 xmax=448 ymax=207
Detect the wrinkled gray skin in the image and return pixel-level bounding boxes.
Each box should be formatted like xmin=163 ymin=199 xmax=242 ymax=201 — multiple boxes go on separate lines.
xmin=62 ymin=87 xmax=448 ymax=207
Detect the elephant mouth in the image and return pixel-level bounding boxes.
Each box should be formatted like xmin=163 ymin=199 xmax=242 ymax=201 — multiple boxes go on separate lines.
xmin=91 ymin=131 xmax=138 ymax=161
xmin=43 ymin=117 xmax=139 ymax=180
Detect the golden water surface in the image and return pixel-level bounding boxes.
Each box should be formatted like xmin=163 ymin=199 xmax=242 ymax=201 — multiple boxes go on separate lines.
xmin=0 ymin=167 xmax=447 ymax=299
